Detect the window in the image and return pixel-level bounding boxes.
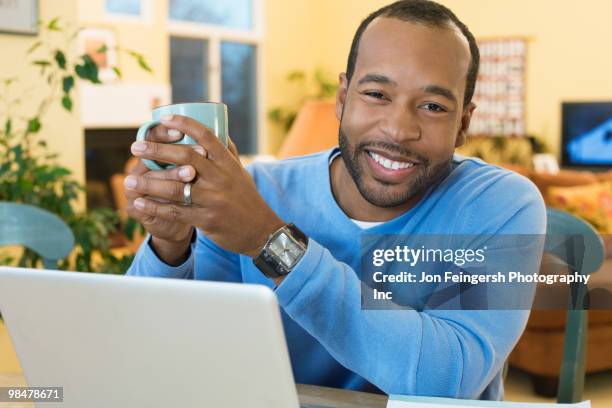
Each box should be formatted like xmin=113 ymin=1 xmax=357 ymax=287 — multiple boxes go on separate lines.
xmin=221 ymin=42 xmax=257 ymax=153
xmin=106 ymin=0 xmax=141 ymax=16
xmin=170 ymin=37 xmax=209 ymax=103
xmin=104 ymin=0 xmax=153 ymax=23
xmin=168 ymin=0 xmax=263 ymax=154
xmin=169 ymin=0 xmax=253 ymax=31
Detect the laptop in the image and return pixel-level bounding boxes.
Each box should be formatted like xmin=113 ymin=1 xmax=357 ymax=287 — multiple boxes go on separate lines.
xmin=0 ymin=266 xmax=302 ymax=407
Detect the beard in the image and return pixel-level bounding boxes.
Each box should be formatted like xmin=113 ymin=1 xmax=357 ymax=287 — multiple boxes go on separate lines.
xmin=338 ymin=126 xmax=452 ymax=208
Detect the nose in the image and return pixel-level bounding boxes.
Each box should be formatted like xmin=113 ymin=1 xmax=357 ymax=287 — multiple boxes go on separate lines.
xmin=379 ymin=104 xmax=421 ymax=142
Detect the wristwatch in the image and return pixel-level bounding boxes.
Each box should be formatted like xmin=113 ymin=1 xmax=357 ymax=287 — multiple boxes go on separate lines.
xmin=253 ymin=223 xmax=308 ymax=279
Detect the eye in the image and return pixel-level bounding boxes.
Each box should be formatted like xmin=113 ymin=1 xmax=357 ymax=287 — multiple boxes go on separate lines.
xmin=363 ymin=91 xmax=387 ymax=100
xmin=421 ymin=103 xmax=447 ymax=112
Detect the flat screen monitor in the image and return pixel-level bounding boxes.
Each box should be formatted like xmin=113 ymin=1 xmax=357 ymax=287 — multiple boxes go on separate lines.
xmin=561 ymin=102 xmax=612 ymax=169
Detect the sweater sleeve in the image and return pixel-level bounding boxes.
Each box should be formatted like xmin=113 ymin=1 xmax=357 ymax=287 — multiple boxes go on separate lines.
xmin=275 ymin=177 xmax=546 ymax=398
xmin=126 ymin=230 xmax=241 ymax=283
xmin=275 ymin=239 xmax=529 ymax=398
xmin=126 ymin=234 xmax=195 ymax=279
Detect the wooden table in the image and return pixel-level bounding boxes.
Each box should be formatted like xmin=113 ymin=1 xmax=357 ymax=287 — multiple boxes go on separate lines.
xmin=0 ymin=372 xmax=387 ymax=407
xmin=297 ymin=383 xmax=387 ymax=407
xmin=0 ymin=373 xmax=32 ymax=408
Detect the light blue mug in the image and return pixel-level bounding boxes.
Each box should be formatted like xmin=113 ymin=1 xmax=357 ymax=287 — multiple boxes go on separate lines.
xmin=136 ymin=102 xmax=229 ymax=171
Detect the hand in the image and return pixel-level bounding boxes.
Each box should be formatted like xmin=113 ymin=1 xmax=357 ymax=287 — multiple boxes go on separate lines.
xmin=125 ymin=124 xmax=199 ymax=265
xmin=128 ymin=114 xmax=285 ymax=258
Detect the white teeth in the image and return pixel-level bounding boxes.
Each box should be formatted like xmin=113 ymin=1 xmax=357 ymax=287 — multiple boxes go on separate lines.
xmin=368 ymin=152 xmax=415 ymax=170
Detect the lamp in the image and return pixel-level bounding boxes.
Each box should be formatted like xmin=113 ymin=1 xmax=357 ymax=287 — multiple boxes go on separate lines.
xmin=277 ymin=100 xmax=339 ymax=159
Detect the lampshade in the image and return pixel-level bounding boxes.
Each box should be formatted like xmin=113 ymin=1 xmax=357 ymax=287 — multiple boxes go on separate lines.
xmin=277 ymin=100 xmax=339 ymax=159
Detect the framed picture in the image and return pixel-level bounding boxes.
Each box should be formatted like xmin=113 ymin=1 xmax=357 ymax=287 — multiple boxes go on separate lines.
xmin=470 ymin=37 xmax=528 ymax=137
xmin=78 ymin=28 xmax=118 ymax=83
xmin=0 ymin=0 xmax=38 ymax=35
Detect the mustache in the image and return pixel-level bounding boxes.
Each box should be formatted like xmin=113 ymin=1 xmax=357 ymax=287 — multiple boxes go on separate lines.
xmin=356 ymin=141 xmax=429 ymax=165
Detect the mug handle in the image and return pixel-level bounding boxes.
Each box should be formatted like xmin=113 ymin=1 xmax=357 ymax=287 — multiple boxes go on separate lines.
xmin=136 ymin=120 xmax=171 ymax=171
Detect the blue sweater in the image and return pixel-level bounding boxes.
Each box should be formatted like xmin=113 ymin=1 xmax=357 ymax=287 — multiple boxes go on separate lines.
xmin=127 ymin=148 xmax=546 ymax=400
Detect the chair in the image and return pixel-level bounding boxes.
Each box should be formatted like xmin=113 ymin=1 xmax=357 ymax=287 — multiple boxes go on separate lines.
xmin=277 ymin=100 xmax=339 ymax=159
xmin=542 ymin=208 xmax=605 ymax=403
xmin=109 ymin=157 xmax=145 ymax=252
xmin=0 ymin=202 xmax=74 ymax=269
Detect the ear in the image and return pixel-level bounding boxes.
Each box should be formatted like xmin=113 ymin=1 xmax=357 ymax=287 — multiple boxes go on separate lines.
xmin=335 ymin=73 xmax=349 ymax=122
xmin=455 ymin=102 xmax=476 ymax=148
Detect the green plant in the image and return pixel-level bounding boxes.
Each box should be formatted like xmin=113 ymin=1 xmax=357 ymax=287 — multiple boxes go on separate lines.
xmin=0 ymin=18 xmax=150 ymax=273
xmin=268 ymin=67 xmax=338 ymax=133
xmin=528 ymin=134 xmax=550 ymax=154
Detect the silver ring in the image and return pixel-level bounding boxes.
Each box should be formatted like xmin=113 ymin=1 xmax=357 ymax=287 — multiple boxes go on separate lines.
xmin=183 ymin=182 xmax=192 ymax=206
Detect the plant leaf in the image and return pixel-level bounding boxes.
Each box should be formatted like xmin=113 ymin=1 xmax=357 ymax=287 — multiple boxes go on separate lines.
xmin=268 ymin=108 xmax=282 ymax=122
xmin=27 ymin=41 xmax=42 ymax=54
xmin=97 ymin=44 xmax=108 ymax=53
xmin=47 ymin=17 xmax=60 ymax=31
xmin=137 ymin=57 xmax=151 ymax=72
xmin=27 ymin=117 xmax=41 ymax=133
xmin=111 ymin=66 xmax=122 ymax=78
xmin=74 ymin=64 xmax=86 ymax=79
xmin=124 ymin=217 xmax=138 ymax=240
xmin=33 ymin=60 xmax=50 ymax=66
xmin=4 ymin=119 xmax=11 ymax=135
xmin=54 ymin=50 xmax=66 ymax=69
xmin=287 ymin=71 xmax=305 ymax=82
xmin=62 ymin=75 xmax=74 ymax=93
xmin=61 ymin=95 xmax=72 ymax=111
xmin=75 ymin=55 xmax=101 ymax=83
xmin=126 ymin=50 xmax=141 ymax=59
xmin=69 ymin=27 xmax=84 ymax=40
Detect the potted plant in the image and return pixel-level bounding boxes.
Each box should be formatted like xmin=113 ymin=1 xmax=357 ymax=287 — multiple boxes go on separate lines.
xmin=0 ymin=18 xmax=149 ymax=273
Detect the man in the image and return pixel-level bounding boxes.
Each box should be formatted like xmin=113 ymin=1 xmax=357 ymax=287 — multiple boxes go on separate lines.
xmin=125 ymin=0 xmax=545 ymax=400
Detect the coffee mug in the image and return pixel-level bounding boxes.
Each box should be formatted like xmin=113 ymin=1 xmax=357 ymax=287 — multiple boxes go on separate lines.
xmin=136 ymin=102 xmax=229 ymax=171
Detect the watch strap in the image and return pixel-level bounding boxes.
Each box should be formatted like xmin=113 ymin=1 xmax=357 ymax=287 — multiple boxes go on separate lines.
xmin=253 ymin=224 xmax=308 ymax=279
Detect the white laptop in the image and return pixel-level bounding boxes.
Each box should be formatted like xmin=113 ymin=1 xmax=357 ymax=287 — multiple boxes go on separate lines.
xmin=0 ymin=266 xmax=302 ymax=407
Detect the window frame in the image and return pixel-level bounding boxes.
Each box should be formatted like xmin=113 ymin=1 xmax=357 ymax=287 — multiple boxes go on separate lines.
xmin=166 ymin=0 xmax=266 ymax=154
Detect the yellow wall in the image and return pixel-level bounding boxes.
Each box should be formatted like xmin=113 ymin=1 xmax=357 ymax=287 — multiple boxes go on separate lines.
xmin=0 ymin=1 xmax=83 ymax=184
xmin=264 ymin=0 xmax=324 ymax=152
xmin=314 ymin=0 xmax=612 ymax=155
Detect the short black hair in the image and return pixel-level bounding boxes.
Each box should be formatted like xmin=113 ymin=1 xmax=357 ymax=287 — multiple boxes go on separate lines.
xmin=345 ymin=0 xmax=480 ymax=108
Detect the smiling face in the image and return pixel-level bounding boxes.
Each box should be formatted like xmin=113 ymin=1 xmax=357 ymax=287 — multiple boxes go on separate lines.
xmin=335 ymin=17 xmax=475 ymax=213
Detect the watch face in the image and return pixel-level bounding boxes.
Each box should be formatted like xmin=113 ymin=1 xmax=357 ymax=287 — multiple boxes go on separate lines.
xmin=269 ymin=232 xmax=302 ymax=268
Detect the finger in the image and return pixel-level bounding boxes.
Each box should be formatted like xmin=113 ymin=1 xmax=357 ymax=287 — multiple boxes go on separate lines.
xmin=129 ymin=159 xmax=152 ymax=177
xmin=133 ymin=197 xmax=195 ymax=225
xmin=146 ymin=123 xmax=184 ymax=143
xmin=159 ymin=115 xmax=229 ymax=163
xmin=126 ymin=200 xmax=156 ymax=226
xmin=143 ymin=165 xmax=196 ymax=183
xmin=124 ymin=160 xmax=151 ymax=201
xmin=131 ymin=140 xmax=215 ymax=175
xmin=124 ymin=174 xmax=196 ymax=204
xmin=227 ymin=136 xmax=239 ymax=159
xmin=126 ymin=160 xmax=194 ymax=201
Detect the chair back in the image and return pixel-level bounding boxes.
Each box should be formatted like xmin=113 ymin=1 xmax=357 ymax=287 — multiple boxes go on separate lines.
xmin=544 ymin=208 xmax=605 ymax=403
xmin=0 ymin=202 xmax=74 ymax=269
